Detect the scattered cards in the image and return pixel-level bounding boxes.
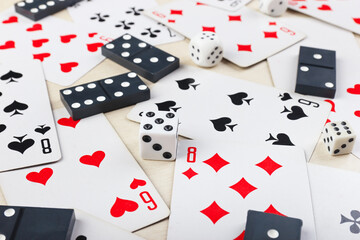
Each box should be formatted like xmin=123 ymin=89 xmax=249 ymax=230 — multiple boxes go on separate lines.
xmin=0 ymin=108 xmax=169 ymax=232
xmin=128 ymin=66 xmax=331 ymax=160
xmin=143 ymin=1 xmax=305 ymax=67
xmin=167 ymin=140 xmax=316 ymax=239
xmin=0 ymin=60 xmax=61 ymax=172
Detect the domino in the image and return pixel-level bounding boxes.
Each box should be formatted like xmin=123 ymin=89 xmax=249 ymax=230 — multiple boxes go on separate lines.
xmin=101 ymin=34 xmax=180 ymax=82
xmin=15 ymin=0 xmax=82 ymax=21
xmin=0 ymin=205 xmax=75 ymax=240
xmin=244 ymin=210 xmax=302 ymax=240
xmin=60 ymin=72 xmax=150 ymax=120
xmin=295 ymin=46 xmax=336 ymax=98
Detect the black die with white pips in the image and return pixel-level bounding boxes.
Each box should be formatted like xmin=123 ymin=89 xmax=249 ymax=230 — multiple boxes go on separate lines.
xmin=60 ymin=72 xmax=150 ymax=120
xmin=323 ymin=121 xmax=356 ymax=156
xmin=139 ymin=111 xmax=179 ymax=161
xmin=15 ymin=0 xmax=82 ymax=21
xmin=0 ymin=205 xmax=75 ymax=240
xmin=244 ymin=210 xmax=302 ymax=240
xmin=295 ymin=46 xmax=336 ymax=98
xmin=101 ymin=34 xmax=180 ymax=82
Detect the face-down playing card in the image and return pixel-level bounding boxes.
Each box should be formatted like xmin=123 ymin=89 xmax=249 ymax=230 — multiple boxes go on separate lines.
xmin=142 ymin=1 xmax=306 ymax=67
xmin=127 ymin=65 xmax=331 ymax=161
xmin=167 ymin=140 xmax=316 ymax=240
xmin=308 ymin=164 xmax=360 ymax=240
xmin=0 ymin=108 xmax=169 ymax=232
xmin=288 ymin=0 xmax=360 ymax=35
xmin=0 ymin=60 xmax=61 ymax=172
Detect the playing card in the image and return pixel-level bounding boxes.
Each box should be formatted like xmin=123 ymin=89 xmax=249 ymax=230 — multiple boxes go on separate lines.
xmin=167 ymin=140 xmax=316 ymax=239
xmin=0 ymin=108 xmax=169 ymax=232
xmin=189 ymin=0 xmax=252 ymax=11
xmin=0 ymin=60 xmax=61 ymax=172
xmin=0 ymin=8 xmax=109 ymax=86
xmin=67 ymin=0 xmax=184 ymax=46
xmin=128 ymin=65 xmax=331 ymax=160
xmin=71 ymin=210 xmax=145 ymax=240
xmin=288 ymin=0 xmax=360 ymax=35
xmin=142 ymin=1 xmax=306 ymax=67
xmin=308 ymin=164 xmax=360 ymax=239
xmin=267 ymin=16 xmax=360 ymax=159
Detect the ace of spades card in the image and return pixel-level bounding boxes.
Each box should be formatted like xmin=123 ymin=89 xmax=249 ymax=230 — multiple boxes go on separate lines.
xmin=308 ymin=164 xmax=360 ymax=240
xmin=167 ymin=140 xmax=316 ymax=240
xmin=288 ymin=0 xmax=360 ymax=35
xmin=143 ymin=1 xmax=306 ymax=67
xmin=67 ymin=0 xmax=184 ymax=46
xmin=0 ymin=108 xmax=169 ymax=232
xmin=128 ymin=66 xmax=331 ymax=161
xmin=0 ymin=60 xmax=61 ymax=172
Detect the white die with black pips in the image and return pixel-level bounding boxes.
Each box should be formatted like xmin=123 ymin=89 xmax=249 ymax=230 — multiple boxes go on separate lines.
xmin=139 ymin=111 xmax=179 ymax=161
xmin=323 ymin=121 xmax=356 ymax=156
xmin=189 ymin=31 xmax=223 ymax=67
xmin=259 ymin=0 xmax=288 ymax=17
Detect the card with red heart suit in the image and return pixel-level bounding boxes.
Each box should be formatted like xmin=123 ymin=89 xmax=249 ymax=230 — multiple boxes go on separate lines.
xmin=267 ymin=16 xmax=360 ymax=158
xmin=288 ymin=0 xmax=360 ymax=34
xmin=0 ymin=108 xmax=169 ymax=232
xmin=0 ymin=8 xmax=110 ymax=86
xmin=0 ymin=60 xmax=61 ymax=172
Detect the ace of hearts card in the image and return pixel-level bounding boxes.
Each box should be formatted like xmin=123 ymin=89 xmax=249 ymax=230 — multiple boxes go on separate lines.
xmin=167 ymin=140 xmax=316 ymax=240
xmin=0 ymin=108 xmax=169 ymax=232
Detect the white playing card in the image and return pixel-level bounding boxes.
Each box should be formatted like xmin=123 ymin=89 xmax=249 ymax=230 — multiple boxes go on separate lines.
xmin=143 ymin=1 xmax=306 ymax=67
xmin=0 ymin=108 xmax=169 ymax=232
xmin=267 ymin=16 xmax=360 ymax=159
xmin=0 ymin=60 xmax=61 ymax=172
xmin=167 ymin=140 xmax=316 ymax=239
xmin=128 ymin=65 xmax=331 ymax=161
xmin=189 ymin=0 xmax=252 ymax=11
xmin=288 ymin=0 xmax=360 ymax=35
xmin=308 ymin=164 xmax=360 ymax=239
xmin=71 ymin=210 xmax=145 ymax=240
xmin=67 ymin=0 xmax=184 ymax=46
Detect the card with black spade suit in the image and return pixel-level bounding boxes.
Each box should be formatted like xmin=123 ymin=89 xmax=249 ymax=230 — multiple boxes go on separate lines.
xmin=0 ymin=60 xmax=61 ymax=172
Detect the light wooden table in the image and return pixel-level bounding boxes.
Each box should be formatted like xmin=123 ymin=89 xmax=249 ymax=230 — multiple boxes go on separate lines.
xmin=0 ymin=0 xmax=359 ymax=239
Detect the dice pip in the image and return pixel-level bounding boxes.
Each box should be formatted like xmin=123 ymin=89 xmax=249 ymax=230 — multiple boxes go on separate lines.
xmin=139 ymin=111 xmax=179 ymax=160
xmin=189 ymin=31 xmax=223 ymax=67
xmin=323 ymin=121 xmax=356 ymax=155
xmin=244 ymin=210 xmax=302 ymax=240
xmin=259 ymin=0 xmax=288 ymax=17
xmin=295 ymin=46 xmax=336 ymax=98
xmin=0 ymin=205 xmax=75 ymax=240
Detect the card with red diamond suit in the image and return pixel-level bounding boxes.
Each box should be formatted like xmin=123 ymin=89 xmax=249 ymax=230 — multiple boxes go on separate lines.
xmin=0 ymin=108 xmax=169 ymax=232
xmin=167 ymin=140 xmax=316 ymax=240
xmin=189 ymin=0 xmax=252 ymax=12
xmin=288 ymin=0 xmax=360 ymax=35
xmin=143 ymin=1 xmax=305 ymax=67
xmin=308 ymin=164 xmax=360 ymax=240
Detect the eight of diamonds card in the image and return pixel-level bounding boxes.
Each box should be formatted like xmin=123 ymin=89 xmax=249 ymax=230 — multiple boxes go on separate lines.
xmin=0 ymin=60 xmax=61 ymax=172
xmin=167 ymin=140 xmax=317 ymax=240
xmin=0 ymin=108 xmax=169 ymax=232
xmin=143 ymin=1 xmax=306 ymax=67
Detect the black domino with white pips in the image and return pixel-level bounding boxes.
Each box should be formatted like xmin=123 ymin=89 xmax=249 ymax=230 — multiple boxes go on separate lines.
xmin=101 ymin=34 xmax=180 ymax=83
xmin=60 ymin=72 xmax=150 ymax=120
xmin=15 ymin=0 xmax=82 ymax=21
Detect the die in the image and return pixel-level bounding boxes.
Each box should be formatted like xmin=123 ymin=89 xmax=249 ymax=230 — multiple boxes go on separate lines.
xmin=295 ymin=46 xmax=336 ymax=98
xmin=139 ymin=111 xmax=179 ymax=161
xmin=0 ymin=205 xmax=75 ymax=240
xmin=189 ymin=31 xmax=223 ymax=67
xmin=244 ymin=210 xmax=302 ymax=240
xmin=259 ymin=0 xmax=288 ymax=17
xmin=323 ymin=121 xmax=356 ymax=155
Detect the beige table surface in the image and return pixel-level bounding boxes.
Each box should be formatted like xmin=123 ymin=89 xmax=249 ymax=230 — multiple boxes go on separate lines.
xmin=0 ymin=0 xmax=359 ymax=239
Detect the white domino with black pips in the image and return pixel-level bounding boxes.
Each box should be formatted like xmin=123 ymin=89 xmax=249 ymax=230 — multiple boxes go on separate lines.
xmin=101 ymin=34 xmax=180 ymax=83
xmin=15 ymin=0 xmax=82 ymax=21
xmin=60 ymin=72 xmax=150 ymax=120
xmin=139 ymin=111 xmax=179 ymax=161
